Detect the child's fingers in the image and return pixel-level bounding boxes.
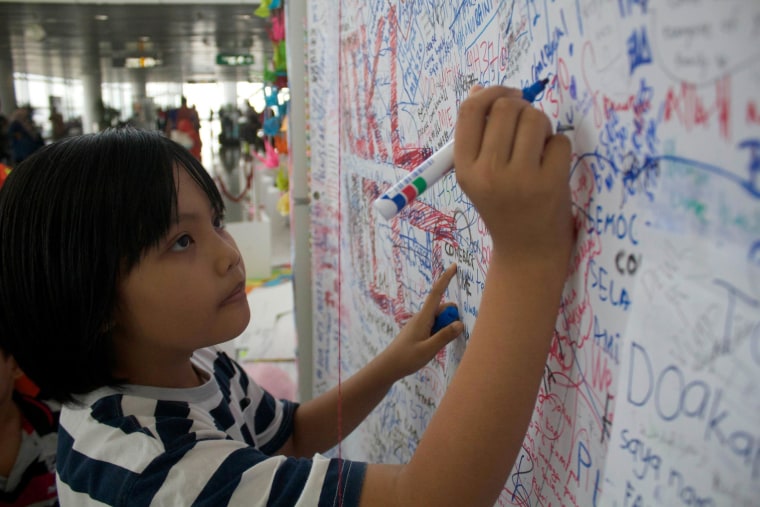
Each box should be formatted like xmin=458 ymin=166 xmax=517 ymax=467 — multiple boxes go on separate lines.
xmin=428 ymin=302 xmax=464 ymax=352
xmin=480 ymin=97 xmax=527 ymax=168
xmin=428 ymin=319 xmax=464 ymax=351
xmin=432 ymin=303 xmax=450 ymax=320
xmin=430 ymin=303 xmax=460 ymax=334
xmin=541 ymin=133 xmax=572 ymax=177
xmin=512 ymin=107 xmax=553 ymax=169
xmin=455 ymin=87 xmax=522 ymax=168
xmin=436 ymin=302 xmax=457 ymax=313
xmin=420 ymin=264 xmax=457 ymax=317
xmin=468 ymin=84 xmax=484 ymax=95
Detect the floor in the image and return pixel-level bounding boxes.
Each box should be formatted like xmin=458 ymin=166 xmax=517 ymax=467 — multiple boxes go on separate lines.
xmin=204 ymin=142 xmax=300 ymax=402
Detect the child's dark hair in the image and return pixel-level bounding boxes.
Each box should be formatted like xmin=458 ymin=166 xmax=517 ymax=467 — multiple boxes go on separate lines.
xmin=0 ymin=127 xmax=224 ymax=404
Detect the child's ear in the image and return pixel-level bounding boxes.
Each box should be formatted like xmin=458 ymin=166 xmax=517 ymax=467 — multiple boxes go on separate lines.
xmin=9 ymin=355 xmax=42 ymax=398
xmin=9 ymin=356 xmax=23 ymax=380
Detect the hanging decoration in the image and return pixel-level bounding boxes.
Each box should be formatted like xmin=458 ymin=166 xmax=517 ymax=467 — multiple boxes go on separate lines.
xmin=253 ymin=138 xmax=280 ymax=169
xmin=253 ymin=0 xmax=271 ymax=18
xmin=254 ymin=0 xmax=290 ymax=216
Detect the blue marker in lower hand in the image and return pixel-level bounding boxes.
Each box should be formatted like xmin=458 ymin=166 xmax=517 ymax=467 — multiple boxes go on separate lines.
xmin=373 ymin=79 xmax=549 ymax=221
xmin=431 ymin=306 xmax=460 ymax=334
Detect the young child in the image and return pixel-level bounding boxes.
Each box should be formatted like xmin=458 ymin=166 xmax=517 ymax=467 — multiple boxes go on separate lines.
xmin=0 ymin=85 xmax=572 ymax=506
xmin=0 ymin=346 xmax=59 ymax=506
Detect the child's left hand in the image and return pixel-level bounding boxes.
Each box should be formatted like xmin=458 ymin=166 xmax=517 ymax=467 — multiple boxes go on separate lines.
xmin=379 ymin=264 xmax=463 ymax=379
xmin=282 ymin=265 xmax=462 ymax=457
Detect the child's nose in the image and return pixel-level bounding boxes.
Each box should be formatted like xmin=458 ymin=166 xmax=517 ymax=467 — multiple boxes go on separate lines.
xmin=215 ymin=235 xmax=242 ymax=274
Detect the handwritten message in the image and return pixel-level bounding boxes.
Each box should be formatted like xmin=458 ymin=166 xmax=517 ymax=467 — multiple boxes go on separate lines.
xmin=307 ymin=0 xmax=760 ymax=504
xmin=603 ymin=235 xmax=760 ymax=506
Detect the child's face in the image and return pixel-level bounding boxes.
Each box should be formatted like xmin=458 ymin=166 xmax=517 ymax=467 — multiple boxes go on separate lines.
xmin=112 ymin=169 xmax=250 ymax=361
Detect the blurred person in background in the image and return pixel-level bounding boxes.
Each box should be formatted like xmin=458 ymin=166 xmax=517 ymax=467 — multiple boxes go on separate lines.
xmin=8 ymin=107 xmax=44 ymax=166
xmin=0 ymin=115 xmax=10 ymax=166
xmin=49 ymin=106 xmax=66 ymax=141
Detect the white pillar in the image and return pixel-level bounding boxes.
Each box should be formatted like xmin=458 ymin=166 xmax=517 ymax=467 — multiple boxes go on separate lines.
xmin=80 ymin=28 xmax=102 ymax=133
xmin=285 ymin=0 xmax=313 ymax=402
xmin=222 ymin=80 xmax=237 ymax=106
xmin=218 ymin=65 xmax=239 ymax=107
xmin=0 ymin=28 xmax=17 ymax=114
xmin=131 ymin=69 xmax=147 ymax=101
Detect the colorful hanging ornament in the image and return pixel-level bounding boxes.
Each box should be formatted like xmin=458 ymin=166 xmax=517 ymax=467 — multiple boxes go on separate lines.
xmin=254 ymin=0 xmax=271 ymax=18
xmin=264 ymin=86 xmax=281 ymax=113
xmin=263 ymin=115 xmax=282 ymax=137
xmin=253 ymin=138 xmax=280 ymax=168
xmin=269 ymin=9 xmax=285 ymax=42
xmin=273 ymin=40 xmax=287 ymax=73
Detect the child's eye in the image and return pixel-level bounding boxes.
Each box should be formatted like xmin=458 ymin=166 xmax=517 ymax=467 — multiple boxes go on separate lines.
xmin=170 ymin=234 xmax=194 ymax=252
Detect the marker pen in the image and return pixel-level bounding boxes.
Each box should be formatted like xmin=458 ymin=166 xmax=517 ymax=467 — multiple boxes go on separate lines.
xmin=373 ymin=78 xmax=550 ymax=221
xmin=521 ymin=78 xmax=549 ymax=102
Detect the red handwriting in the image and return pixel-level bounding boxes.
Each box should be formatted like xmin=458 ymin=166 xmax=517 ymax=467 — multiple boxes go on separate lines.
xmin=747 ymin=101 xmax=760 ymax=125
xmin=663 ymin=75 xmax=731 ymax=140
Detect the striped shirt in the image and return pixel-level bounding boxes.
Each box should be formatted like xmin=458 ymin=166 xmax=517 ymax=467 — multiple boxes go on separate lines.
xmin=56 ymin=348 xmax=366 ymax=506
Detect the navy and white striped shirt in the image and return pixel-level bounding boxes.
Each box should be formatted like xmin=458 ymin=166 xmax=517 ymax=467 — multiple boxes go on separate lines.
xmin=56 ymin=348 xmax=366 ymax=506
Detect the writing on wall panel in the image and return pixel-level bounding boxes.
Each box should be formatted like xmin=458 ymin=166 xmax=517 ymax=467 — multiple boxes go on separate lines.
xmin=307 ymin=0 xmax=760 ymax=504
xmin=307 ymin=2 xmax=342 ymax=395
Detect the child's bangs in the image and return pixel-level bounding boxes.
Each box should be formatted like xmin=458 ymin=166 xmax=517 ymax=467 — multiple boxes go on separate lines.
xmin=176 ymin=148 xmax=225 ymax=217
xmin=112 ymin=130 xmax=224 ymax=272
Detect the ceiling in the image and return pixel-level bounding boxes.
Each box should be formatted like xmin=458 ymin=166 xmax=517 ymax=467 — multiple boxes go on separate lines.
xmin=0 ymin=1 xmax=273 ymax=84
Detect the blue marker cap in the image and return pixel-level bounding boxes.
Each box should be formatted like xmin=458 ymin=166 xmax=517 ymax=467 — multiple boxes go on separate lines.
xmin=431 ymin=306 xmax=460 ymax=334
xmin=521 ymin=78 xmax=549 ymax=103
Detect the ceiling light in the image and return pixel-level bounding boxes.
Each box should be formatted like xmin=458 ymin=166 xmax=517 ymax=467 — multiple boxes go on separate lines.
xmin=125 ymin=57 xmax=161 ymax=69
xmin=95 ymin=14 xmax=108 ymax=21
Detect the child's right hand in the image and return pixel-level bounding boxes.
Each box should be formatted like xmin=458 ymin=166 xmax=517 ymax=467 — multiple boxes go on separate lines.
xmin=453 ymin=85 xmax=573 ymax=271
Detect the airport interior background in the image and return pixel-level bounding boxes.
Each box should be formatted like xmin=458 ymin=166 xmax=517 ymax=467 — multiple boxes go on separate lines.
xmin=1 ymin=1 xmax=286 ymax=171
xmin=0 ymin=0 xmax=301 ymax=400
